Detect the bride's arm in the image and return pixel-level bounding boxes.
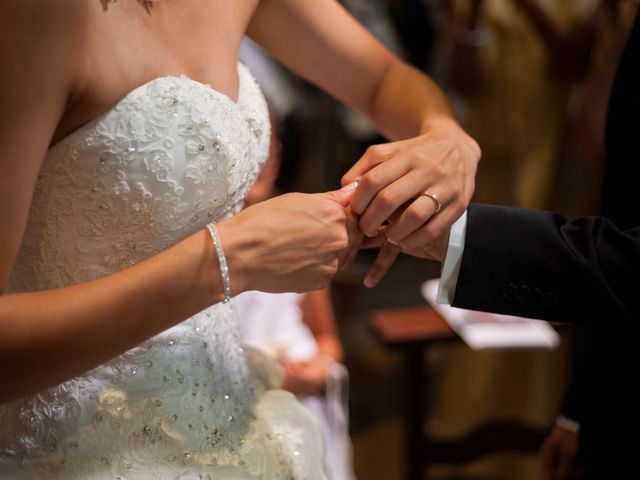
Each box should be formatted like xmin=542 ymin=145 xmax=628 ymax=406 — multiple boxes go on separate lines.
xmin=249 ymin=0 xmax=480 ymax=261
xmin=249 ymin=0 xmax=452 ymax=141
xmin=0 ymin=3 xmax=355 ymax=403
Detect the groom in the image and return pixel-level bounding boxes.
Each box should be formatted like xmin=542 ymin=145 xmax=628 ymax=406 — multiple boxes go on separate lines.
xmin=343 ymin=8 xmax=640 ymax=480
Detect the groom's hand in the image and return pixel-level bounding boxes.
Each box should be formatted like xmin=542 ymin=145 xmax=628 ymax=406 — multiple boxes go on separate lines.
xmin=341 ymin=118 xmax=479 ymax=246
xmin=539 ymin=423 xmax=579 ymax=480
xmin=341 ymin=118 xmax=478 ymax=286
xmin=360 ymin=223 xmax=450 ymax=288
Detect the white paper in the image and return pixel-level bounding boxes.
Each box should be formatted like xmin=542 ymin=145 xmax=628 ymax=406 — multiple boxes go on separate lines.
xmin=421 ymin=279 xmax=560 ymax=350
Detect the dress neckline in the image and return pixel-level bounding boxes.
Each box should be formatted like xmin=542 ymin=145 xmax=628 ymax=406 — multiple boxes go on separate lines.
xmin=49 ymin=64 xmax=247 ymax=151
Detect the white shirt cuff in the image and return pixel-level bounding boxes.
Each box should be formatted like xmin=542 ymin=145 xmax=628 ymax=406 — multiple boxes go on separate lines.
xmin=556 ymin=415 xmax=581 ymax=434
xmin=436 ymin=210 xmax=468 ymax=304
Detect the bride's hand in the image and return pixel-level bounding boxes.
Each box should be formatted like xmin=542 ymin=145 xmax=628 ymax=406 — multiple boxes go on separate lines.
xmin=342 ymin=118 xmax=478 ymax=247
xmin=217 ymin=183 xmax=361 ymax=294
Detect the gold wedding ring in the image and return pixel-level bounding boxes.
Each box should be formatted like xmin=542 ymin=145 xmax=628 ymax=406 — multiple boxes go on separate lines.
xmin=423 ymin=191 xmax=443 ymax=213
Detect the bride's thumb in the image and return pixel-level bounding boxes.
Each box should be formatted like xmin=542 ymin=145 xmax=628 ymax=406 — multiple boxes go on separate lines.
xmin=326 ymin=181 xmax=358 ymax=207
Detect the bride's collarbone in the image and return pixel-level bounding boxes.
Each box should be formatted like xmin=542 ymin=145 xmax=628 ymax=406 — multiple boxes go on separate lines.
xmin=50 ymin=0 xmax=253 ymax=145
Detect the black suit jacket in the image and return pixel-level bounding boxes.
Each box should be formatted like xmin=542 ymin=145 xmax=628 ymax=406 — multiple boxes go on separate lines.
xmin=451 ymin=11 xmax=640 ymax=479
xmin=453 ymin=205 xmax=640 ymax=323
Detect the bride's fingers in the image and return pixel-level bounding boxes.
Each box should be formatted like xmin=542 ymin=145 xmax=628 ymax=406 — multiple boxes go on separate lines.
xmin=345 ymin=208 xmax=362 ymax=242
xmin=339 ymin=234 xmax=364 ymax=269
xmin=363 ymin=242 xmax=401 ymax=288
xmin=325 ymin=181 xmax=359 ymax=207
xmin=340 ymin=228 xmax=383 ymax=269
xmin=339 ymin=208 xmax=364 ymax=268
xmin=340 ymin=244 xmax=359 ymax=270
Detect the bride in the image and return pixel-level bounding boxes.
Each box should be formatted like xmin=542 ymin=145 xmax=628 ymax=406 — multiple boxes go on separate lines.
xmin=0 ymin=0 xmax=479 ymax=478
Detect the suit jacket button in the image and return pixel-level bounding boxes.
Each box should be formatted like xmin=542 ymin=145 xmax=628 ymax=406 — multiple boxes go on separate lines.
xmin=502 ymin=283 xmax=518 ymax=301
xmin=544 ymin=292 xmax=558 ymax=308
xmin=532 ymin=288 xmax=545 ymax=305
xmin=517 ymin=285 xmax=532 ymax=304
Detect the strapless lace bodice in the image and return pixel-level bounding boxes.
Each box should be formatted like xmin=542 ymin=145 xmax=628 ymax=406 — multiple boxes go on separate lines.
xmin=0 ymin=65 xmax=326 ymax=480
xmin=9 ymin=65 xmax=268 ymax=292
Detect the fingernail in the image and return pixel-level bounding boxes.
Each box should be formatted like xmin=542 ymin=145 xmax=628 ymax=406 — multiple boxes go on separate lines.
xmin=387 ymin=237 xmax=398 ymax=246
xmin=341 ymin=181 xmax=359 ymax=192
xmin=363 ymin=268 xmax=378 ymax=288
xmin=363 ymin=275 xmax=375 ymax=288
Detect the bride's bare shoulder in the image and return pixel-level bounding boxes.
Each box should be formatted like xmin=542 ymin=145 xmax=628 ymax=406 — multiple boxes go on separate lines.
xmin=0 ymin=0 xmax=91 ymax=47
xmin=0 ymin=0 xmax=91 ymax=84
xmin=0 ymin=0 xmax=93 ymax=24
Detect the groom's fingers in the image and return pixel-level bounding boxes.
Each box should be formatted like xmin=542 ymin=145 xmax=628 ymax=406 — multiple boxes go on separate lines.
xmin=356 ymin=170 xmax=427 ymax=237
xmin=349 ymin=158 xmax=411 ymax=219
xmin=398 ymin=203 xmax=462 ymax=251
xmin=385 ymin=193 xmax=439 ymax=243
xmin=363 ymin=242 xmax=400 ymax=288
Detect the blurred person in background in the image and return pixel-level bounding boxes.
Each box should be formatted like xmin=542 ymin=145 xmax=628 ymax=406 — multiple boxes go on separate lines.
xmin=353 ymin=7 xmax=640 ymax=478
xmin=442 ymin=3 xmax=637 ymax=477
xmin=445 ymin=0 xmax=605 ymax=210
xmin=236 ymin=114 xmax=356 ymax=480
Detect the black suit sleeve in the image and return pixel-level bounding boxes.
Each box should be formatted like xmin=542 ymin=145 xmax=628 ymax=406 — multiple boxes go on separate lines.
xmin=558 ymin=328 xmax=587 ymax=424
xmin=451 ymin=203 xmax=640 ymax=323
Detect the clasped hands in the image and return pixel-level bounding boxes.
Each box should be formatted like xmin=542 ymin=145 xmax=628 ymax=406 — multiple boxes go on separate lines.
xmin=344 ymin=118 xmax=480 ymax=287
xmin=220 ymin=118 xmax=480 ymax=295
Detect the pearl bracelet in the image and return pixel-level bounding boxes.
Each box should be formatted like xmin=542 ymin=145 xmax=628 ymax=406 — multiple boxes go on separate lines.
xmin=206 ymin=223 xmax=231 ymax=304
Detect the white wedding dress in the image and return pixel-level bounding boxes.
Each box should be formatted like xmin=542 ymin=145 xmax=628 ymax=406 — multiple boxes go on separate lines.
xmin=0 ymin=64 xmax=327 ymax=480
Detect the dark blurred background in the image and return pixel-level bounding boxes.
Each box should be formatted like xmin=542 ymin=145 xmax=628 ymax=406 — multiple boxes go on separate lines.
xmin=241 ymin=1 xmax=638 ymax=478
